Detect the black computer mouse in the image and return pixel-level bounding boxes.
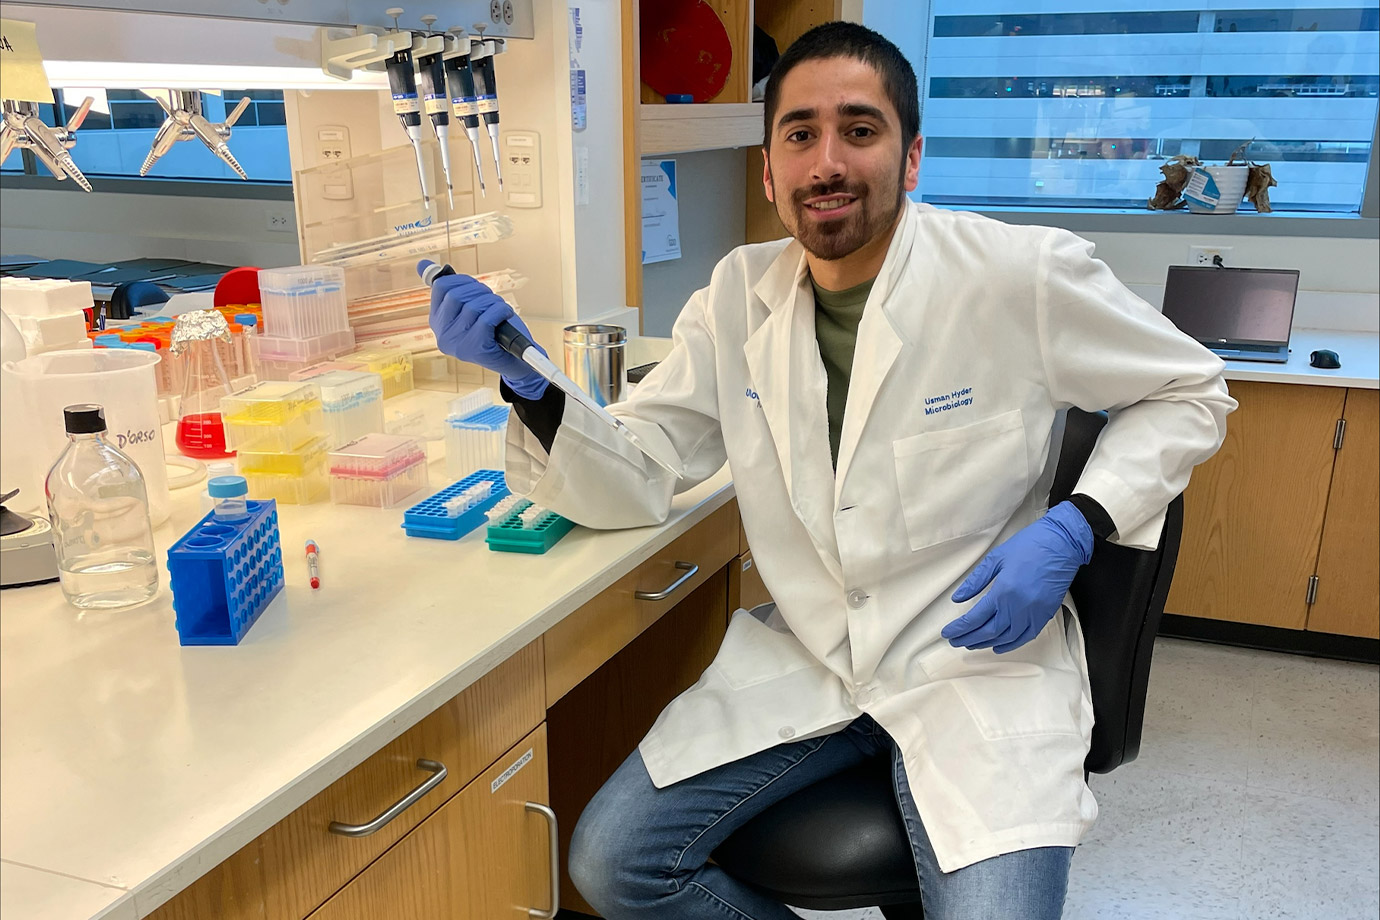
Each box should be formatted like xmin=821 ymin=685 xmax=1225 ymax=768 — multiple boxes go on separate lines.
xmin=1309 ymin=349 xmax=1341 ymax=369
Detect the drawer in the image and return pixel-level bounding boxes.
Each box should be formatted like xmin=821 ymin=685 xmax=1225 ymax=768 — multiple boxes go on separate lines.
xmin=308 ymin=725 xmax=554 ymax=920
xmin=148 ymin=640 xmax=544 ymax=920
xmin=544 ymin=499 xmax=739 ymax=706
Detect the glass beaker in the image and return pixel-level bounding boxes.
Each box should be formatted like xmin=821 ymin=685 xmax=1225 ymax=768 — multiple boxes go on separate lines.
xmin=172 ymin=309 xmax=236 ymax=460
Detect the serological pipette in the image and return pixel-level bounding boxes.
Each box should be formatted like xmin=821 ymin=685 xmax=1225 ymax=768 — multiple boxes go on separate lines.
xmin=442 ymin=30 xmax=486 ymax=196
xmin=468 ymin=38 xmax=505 ymax=192
xmin=414 ymin=16 xmax=454 ymax=209
xmin=418 ymin=261 xmax=684 ymax=479
xmin=384 ymin=8 xmax=431 ymax=203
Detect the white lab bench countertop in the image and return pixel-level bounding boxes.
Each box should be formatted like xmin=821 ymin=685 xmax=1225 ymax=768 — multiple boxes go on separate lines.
xmin=0 ymin=389 xmax=734 ymax=919
xmin=1220 ymin=328 xmax=1379 ymax=389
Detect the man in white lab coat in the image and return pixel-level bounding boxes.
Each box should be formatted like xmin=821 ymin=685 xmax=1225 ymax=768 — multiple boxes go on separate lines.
xmin=425 ymin=21 xmax=1235 ymax=920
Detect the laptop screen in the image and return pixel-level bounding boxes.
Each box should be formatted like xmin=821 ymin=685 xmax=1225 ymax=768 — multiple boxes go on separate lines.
xmin=1161 ymin=266 xmax=1300 ymax=347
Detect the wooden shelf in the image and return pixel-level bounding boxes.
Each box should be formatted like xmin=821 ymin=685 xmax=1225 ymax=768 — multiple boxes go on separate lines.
xmin=639 ymin=103 xmax=765 ymax=156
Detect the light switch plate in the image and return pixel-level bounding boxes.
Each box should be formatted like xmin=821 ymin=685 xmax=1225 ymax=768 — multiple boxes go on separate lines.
xmin=318 ymin=126 xmax=353 ymax=200
xmin=502 ymin=130 xmax=541 ymax=209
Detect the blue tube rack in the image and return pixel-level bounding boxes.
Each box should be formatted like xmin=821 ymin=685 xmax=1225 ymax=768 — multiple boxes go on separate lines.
xmin=167 ymin=500 xmax=284 ymax=646
xmin=401 ymin=469 xmax=510 ymax=540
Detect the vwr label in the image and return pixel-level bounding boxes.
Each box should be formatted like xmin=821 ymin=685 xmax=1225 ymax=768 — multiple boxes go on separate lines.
xmin=491 ymin=747 xmax=533 ymax=794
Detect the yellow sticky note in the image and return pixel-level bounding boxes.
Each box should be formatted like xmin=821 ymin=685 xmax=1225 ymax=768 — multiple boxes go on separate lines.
xmin=1 ymin=19 xmax=54 ymax=104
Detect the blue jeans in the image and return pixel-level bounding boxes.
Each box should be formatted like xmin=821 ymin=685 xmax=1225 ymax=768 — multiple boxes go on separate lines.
xmin=569 ymin=715 xmax=1072 ymax=920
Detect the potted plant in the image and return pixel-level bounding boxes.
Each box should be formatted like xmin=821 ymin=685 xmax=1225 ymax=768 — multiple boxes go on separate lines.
xmin=1148 ymin=141 xmax=1278 ymax=213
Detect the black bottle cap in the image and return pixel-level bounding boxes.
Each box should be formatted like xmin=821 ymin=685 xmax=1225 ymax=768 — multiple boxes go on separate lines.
xmin=63 ymin=404 xmax=107 ymax=434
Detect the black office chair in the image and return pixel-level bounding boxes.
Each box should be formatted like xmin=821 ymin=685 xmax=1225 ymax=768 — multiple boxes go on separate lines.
xmin=713 ymin=409 xmax=1185 ymax=918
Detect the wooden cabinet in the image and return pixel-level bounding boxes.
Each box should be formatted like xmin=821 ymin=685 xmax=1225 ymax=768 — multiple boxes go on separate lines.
xmin=543 ymin=500 xmax=740 ymax=706
xmin=729 ymin=551 xmax=773 ymax=616
xmin=308 ymin=727 xmax=555 ymax=920
xmin=1166 ymin=381 xmax=1379 ymax=639
xmin=1309 ymin=388 xmax=1380 ymax=638
xmin=148 ymin=642 xmax=545 ymax=920
xmin=547 ymin=565 xmax=731 ymax=915
xmin=147 ymin=507 xmax=742 ymax=920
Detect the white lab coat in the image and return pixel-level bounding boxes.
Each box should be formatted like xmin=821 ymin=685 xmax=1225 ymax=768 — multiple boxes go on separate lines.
xmin=504 ymin=201 xmax=1235 ymax=872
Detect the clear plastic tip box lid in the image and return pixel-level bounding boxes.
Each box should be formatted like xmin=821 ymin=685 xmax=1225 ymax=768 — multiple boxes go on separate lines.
xmin=328 ymin=433 xmax=426 ymax=479
xmin=257 ymin=264 xmax=349 ymax=340
xmin=220 ymin=380 xmax=324 ymax=452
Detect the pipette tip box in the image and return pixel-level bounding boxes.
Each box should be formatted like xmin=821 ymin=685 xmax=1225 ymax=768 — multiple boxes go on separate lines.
xmin=167 ymin=500 xmax=284 ymax=646
xmin=238 ymin=437 xmax=330 ymax=504
xmin=402 ymin=469 xmax=509 ymax=540
xmin=329 ymin=433 xmax=428 ymax=507
xmin=221 ymin=380 xmax=325 ymax=453
xmin=485 ymin=499 xmax=576 ymax=555
xmin=445 ymin=403 xmax=509 ymax=480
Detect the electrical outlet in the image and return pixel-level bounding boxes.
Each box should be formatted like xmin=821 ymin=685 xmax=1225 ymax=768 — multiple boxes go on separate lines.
xmin=266 ymin=210 xmax=293 ymax=232
xmin=1188 ymin=245 xmax=1232 ymax=266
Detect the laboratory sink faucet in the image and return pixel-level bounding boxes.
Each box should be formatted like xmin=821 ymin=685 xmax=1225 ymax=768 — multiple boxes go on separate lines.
xmin=1 ymin=97 xmax=95 ymax=192
xmin=139 ymin=90 xmax=252 ymax=180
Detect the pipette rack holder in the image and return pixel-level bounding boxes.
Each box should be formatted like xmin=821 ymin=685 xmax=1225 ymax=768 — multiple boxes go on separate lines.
xmin=167 ymin=500 xmax=284 ymax=646
xmin=401 ymin=469 xmax=509 ymax=540
xmin=486 ymin=499 xmax=576 ymax=555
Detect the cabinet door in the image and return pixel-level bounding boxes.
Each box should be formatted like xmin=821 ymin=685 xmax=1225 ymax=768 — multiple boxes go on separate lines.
xmin=1166 ymin=381 xmax=1345 ymax=629
xmin=728 ymin=551 xmax=773 ymax=617
xmin=547 ymin=566 xmax=729 ymax=915
xmin=308 ymin=726 xmax=554 ymax=920
xmin=1309 ymin=388 xmax=1380 ymax=638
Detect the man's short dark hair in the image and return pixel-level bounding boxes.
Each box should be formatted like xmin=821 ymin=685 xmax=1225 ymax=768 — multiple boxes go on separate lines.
xmin=762 ymin=21 xmax=919 ymax=150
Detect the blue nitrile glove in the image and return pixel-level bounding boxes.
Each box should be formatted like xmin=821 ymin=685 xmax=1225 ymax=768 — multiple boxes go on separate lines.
xmin=422 ymin=260 xmax=548 ymax=399
xmin=941 ymin=501 xmax=1095 ymax=654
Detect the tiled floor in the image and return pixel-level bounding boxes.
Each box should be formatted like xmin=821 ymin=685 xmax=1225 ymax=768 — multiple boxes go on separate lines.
xmin=794 ymin=637 xmax=1379 ymax=920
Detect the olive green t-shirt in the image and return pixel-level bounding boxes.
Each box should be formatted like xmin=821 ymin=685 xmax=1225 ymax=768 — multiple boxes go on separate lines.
xmin=811 ymin=276 xmax=875 ymax=468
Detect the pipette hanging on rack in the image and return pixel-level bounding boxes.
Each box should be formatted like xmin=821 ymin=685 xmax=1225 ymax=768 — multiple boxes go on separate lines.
xmin=414 ymin=15 xmax=454 ymax=209
xmin=443 ymin=30 xmax=486 ymax=196
xmin=383 ymin=8 xmax=430 ymax=203
xmin=469 ymin=36 xmax=506 ymax=192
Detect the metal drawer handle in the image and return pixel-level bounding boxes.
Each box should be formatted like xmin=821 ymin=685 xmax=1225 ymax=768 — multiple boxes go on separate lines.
xmin=634 ymin=561 xmax=699 ymax=601
xmin=328 ymin=758 xmax=448 ymax=837
xmin=526 ymin=802 xmax=560 ymax=918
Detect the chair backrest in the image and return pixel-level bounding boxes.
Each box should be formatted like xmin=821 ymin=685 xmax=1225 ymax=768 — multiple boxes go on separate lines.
xmin=1049 ymin=409 xmax=1184 ymax=774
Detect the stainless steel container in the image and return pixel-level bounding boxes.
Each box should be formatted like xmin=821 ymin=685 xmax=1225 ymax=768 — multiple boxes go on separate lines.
xmin=563 ymin=324 xmax=627 ymax=408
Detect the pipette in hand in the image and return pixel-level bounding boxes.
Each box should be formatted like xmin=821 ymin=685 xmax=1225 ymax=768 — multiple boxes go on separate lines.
xmin=418 ymin=260 xmax=683 ymax=479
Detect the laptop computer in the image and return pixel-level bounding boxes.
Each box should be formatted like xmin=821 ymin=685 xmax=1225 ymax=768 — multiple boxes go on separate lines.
xmin=1161 ymin=265 xmax=1300 ymax=363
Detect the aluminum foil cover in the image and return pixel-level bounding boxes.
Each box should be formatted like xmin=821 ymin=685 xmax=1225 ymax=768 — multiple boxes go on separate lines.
xmin=170 ymin=309 xmax=233 ymax=356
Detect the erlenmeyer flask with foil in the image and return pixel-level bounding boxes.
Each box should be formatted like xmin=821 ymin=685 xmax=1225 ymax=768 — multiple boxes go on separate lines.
xmin=172 ymin=309 xmax=236 ymax=459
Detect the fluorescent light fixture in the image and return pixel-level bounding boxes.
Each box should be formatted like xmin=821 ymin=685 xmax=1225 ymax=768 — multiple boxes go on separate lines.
xmin=43 ymin=61 xmax=389 ymax=91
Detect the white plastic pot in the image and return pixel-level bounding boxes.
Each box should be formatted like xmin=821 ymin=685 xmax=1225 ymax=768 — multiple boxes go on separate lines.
xmin=1184 ymin=165 xmax=1249 ymax=214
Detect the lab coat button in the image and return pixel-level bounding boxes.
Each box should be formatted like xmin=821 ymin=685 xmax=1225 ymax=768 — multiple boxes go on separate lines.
xmin=778 ymin=726 xmax=796 ymax=740
xmin=855 ymin=687 xmax=874 ymax=705
xmin=847 ymin=589 xmax=868 ymax=609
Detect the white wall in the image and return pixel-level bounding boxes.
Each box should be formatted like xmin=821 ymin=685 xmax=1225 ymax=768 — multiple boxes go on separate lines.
xmin=0 ymin=187 xmax=301 ymax=268
xmin=641 ymin=148 xmax=747 ymax=337
xmin=1077 ymin=230 xmax=1379 ymax=331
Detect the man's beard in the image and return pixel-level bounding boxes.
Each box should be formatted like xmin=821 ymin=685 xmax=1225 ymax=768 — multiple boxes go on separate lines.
xmin=772 ymin=162 xmax=906 ymax=262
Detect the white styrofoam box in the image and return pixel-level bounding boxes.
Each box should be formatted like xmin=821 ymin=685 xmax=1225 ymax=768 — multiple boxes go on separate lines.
xmin=0 ymin=277 xmax=94 ymax=317
xmin=11 ymin=311 xmax=89 ymax=352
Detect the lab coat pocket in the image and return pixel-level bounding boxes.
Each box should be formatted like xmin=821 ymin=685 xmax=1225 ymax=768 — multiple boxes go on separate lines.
xmin=951 ymin=624 xmax=1085 ymax=739
xmin=712 ymin=606 xmax=820 ymax=690
xmin=892 ymin=409 xmax=1029 ymax=552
